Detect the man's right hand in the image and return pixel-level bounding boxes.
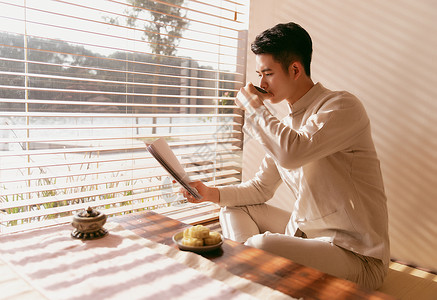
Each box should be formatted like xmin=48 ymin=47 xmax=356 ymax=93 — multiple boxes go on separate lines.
xmin=179 ymin=181 xmax=220 ymax=204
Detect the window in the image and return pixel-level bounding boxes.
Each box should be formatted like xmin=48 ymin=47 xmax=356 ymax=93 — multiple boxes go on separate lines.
xmin=0 ymin=0 xmax=248 ymax=234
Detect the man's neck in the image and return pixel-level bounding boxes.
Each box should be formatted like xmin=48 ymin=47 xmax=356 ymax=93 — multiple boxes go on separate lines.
xmin=288 ymin=78 xmax=314 ymax=105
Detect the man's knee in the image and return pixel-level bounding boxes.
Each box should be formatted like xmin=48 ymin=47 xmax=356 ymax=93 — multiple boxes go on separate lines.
xmin=220 ymin=205 xmax=248 ymax=216
xmin=219 ymin=206 xmax=260 ymax=243
xmin=219 ymin=206 xmax=249 ymax=227
xmin=244 ymin=232 xmax=272 ymax=251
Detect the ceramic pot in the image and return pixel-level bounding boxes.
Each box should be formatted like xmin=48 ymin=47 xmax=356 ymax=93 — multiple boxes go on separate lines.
xmin=71 ymin=206 xmax=108 ymax=240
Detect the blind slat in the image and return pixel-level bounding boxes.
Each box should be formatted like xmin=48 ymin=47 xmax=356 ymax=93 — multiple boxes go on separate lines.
xmin=0 ymin=71 xmax=241 ymax=92
xmin=0 ymin=85 xmax=237 ymax=100
xmin=0 ymin=112 xmax=241 ymax=118
xmin=0 ymin=98 xmax=239 ymax=109
xmin=0 ymin=121 xmax=240 ymax=131
xmin=0 ymin=138 xmax=241 ymax=157
xmin=0 ymin=131 xmax=241 ymax=144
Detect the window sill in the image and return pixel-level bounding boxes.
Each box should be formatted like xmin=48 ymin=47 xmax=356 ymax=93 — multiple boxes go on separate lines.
xmin=154 ymin=201 xmax=220 ymax=225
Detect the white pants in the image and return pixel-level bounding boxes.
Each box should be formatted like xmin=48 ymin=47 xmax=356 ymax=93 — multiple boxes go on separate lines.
xmin=219 ymin=204 xmax=387 ymax=290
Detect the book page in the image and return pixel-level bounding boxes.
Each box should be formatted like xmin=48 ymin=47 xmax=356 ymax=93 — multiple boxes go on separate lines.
xmin=148 ymin=138 xmax=189 ymax=182
xmin=146 ymin=138 xmax=202 ymax=199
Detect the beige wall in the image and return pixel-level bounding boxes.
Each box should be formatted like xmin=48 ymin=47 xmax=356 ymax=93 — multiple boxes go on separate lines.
xmin=243 ymin=0 xmax=437 ymax=271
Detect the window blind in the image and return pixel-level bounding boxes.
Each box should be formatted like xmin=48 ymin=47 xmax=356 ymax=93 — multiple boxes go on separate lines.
xmin=0 ymin=0 xmax=248 ymax=234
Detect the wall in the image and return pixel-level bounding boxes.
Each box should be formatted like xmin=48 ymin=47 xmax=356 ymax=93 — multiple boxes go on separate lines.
xmin=243 ymin=0 xmax=437 ymax=271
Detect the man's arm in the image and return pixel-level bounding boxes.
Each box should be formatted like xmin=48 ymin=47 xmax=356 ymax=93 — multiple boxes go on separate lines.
xmin=182 ymin=155 xmax=282 ymax=207
xmin=218 ymin=154 xmax=282 ymax=207
xmin=243 ymin=94 xmax=369 ymax=170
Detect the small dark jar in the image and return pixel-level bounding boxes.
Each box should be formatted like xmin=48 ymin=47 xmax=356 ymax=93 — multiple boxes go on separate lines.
xmin=71 ymin=206 xmax=108 ymax=240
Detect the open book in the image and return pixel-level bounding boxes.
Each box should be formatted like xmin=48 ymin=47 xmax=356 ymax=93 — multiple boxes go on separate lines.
xmin=146 ymin=138 xmax=202 ymax=200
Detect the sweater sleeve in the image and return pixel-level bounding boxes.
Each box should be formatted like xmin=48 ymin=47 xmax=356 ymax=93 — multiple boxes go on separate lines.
xmin=243 ymin=93 xmax=369 ymax=170
xmin=218 ymin=154 xmax=282 ymax=207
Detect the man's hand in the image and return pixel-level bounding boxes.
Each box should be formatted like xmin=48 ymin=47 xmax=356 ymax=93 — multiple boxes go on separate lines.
xmin=235 ymin=83 xmax=269 ymax=113
xmin=179 ymin=181 xmax=220 ymax=204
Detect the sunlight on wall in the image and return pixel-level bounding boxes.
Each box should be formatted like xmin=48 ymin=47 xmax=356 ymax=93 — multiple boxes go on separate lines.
xmin=244 ymin=0 xmax=437 ymax=271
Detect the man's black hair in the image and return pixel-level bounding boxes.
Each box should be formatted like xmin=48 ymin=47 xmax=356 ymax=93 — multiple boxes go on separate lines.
xmin=251 ymin=22 xmax=313 ymax=76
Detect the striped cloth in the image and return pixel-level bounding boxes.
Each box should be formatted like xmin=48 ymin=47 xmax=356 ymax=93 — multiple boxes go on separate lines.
xmin=0 ymin=222 xmax=297 ymax=300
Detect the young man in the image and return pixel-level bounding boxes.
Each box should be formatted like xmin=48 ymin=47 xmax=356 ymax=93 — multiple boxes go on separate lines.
xmin=182 ymin=22 xmax=390 ymax=290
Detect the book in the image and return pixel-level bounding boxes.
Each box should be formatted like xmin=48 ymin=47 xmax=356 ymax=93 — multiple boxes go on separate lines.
xmin=146 ymin=138 xmax=202 ymax=200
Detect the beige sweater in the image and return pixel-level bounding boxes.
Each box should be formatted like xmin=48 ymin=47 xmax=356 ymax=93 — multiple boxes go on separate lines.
xmin=219 ymin=83 xmax=390 ymax=265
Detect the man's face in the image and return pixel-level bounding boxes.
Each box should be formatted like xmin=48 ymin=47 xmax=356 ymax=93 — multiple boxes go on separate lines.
xmin=255 ymin=54 xmax=296 ymax=104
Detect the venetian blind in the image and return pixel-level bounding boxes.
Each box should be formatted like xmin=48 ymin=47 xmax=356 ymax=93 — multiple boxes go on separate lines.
xmin=0 ymin=0 xmax=248 ymax=234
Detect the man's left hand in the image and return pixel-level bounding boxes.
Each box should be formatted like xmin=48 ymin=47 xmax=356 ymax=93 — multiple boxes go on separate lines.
xmin=235 ymin=83 xmax=267 ymax=113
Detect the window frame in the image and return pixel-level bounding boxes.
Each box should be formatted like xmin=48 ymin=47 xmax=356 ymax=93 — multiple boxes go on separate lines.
xmin=0 ymin=0 xmax=248 ymax=234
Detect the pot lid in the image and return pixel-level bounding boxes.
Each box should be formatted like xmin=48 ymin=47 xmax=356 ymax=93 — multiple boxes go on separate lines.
xmin=77 ymin=206 xmax=100 ymax=218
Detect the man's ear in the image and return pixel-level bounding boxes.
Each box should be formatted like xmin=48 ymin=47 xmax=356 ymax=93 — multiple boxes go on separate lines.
xmin=289 ymin=62 xmax=302 ymax=79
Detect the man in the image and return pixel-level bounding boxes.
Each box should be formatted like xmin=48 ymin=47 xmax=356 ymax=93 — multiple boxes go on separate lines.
xmin=182 ymin=22 xmax=389 ymax=290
